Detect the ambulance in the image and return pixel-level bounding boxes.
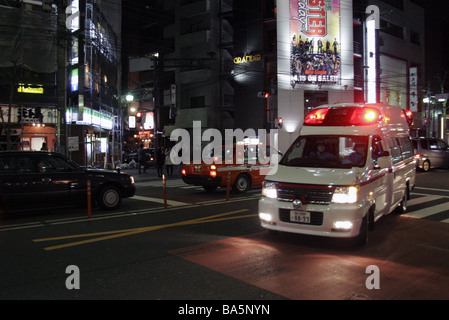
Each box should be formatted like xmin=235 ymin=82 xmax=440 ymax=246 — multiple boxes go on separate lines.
xmin=258 ymin=103 xmax=415 ymax=245
xmin=181 ymin=139 xmax=270 ymax=193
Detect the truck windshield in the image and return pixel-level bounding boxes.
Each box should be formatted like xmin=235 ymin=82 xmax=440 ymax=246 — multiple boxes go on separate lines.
xmin=280 ymin=135 xmax=369 ymax=168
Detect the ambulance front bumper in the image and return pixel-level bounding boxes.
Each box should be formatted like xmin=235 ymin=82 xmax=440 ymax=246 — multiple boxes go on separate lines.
xmin=258 ymin=197 xmax=364 ymax=238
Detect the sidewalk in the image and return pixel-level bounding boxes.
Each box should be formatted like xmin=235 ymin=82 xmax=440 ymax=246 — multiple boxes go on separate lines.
xmin=121 ymin=165 xmax=183 ymax=182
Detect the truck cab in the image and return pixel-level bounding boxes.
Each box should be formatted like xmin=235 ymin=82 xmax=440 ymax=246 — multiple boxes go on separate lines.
xmin=182 ymin=140 xmax=270 ymax=193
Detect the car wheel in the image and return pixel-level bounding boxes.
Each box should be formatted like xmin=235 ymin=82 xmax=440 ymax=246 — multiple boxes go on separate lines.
xmin=98 ymin=185 xmax=122 ymax=210
xmin=233 ymin=174 xmax=251 ymax=193
xmin=422 ymin=160 xmax=430 ymax=172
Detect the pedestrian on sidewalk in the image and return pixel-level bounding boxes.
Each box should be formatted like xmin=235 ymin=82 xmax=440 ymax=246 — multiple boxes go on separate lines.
xmin=138 ymin=144 xmax=146 ymax=174
xmin=156 ymin=146 xmax=165 ymax=177
xmin=165 ymin=146 xmax=174 ymax=177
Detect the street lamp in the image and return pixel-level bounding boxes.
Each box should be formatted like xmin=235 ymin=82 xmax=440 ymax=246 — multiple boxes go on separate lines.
xmin=125 ymin=94 xmax=134 ymax=102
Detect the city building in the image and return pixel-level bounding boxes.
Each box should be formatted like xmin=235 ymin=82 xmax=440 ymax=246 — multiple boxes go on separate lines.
xmin=277 ymin=0 xmax=426 ymax=151
xmin=0 ymin=0 xmax=122 ymax=167
xmin=125 ymin=0 xmax=429 ymax=154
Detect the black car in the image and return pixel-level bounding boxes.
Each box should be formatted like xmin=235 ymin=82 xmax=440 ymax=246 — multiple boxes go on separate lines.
xmin=0 ymin=151 xmax=135 ymax=215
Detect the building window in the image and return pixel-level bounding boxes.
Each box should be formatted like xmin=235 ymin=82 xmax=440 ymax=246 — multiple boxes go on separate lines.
xmin=410 ymin=30 xmax=421 ymax=46
xmin=380 ymin=0 xmax=404 ymax=10
xmin=191 ymin=96 xmax=205 ymax=108
xmin=380 ymin=20 xmax=404 ymax=39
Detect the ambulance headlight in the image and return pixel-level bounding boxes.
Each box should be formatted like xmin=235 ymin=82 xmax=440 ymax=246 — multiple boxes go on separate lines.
xmin=332 ymin=186 xmax=358 ymax=204
xmin=262 ymin=181 xmax=277 ymax=199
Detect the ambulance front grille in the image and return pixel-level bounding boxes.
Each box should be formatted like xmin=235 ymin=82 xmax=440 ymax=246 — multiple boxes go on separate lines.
xmin=276 ymin=184 xmax=334 ymax=205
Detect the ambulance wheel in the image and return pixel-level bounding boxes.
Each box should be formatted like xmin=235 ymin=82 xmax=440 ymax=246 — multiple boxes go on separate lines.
xmin=395 ymin=188 xmax=408 ymax=215
xmin=233 ymin=174 xmax=251 ymax=193
xmin=354 ymin=215 xmax=368 ymax=246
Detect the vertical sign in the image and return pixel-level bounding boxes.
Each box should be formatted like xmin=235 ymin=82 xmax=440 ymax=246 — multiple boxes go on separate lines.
xmin=290 ymin=0 xmax=341 ymax=87
xmin=409 ymin=67 xmax=418 ymax=112
xmin=366 ymin=5 xmax=380 ymax=104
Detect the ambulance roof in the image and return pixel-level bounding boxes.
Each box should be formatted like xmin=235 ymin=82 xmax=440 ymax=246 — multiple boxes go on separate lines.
xmin=300 ymin=103 xmax=412 ymax=137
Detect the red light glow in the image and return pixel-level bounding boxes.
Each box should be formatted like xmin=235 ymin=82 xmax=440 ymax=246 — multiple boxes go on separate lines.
xmin=304 ymin=108 xmax=329 ymax=125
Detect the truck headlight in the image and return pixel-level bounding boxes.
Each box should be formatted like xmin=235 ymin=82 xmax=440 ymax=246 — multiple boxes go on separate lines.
xmin=332 ymin=186 xmax=358 ymax=204
xmin=262 ymin=181 xmax=277 ymax=199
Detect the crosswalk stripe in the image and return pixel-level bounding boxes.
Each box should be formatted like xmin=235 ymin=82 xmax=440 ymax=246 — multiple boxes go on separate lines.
xmin=407 ymin=195 xmax=440 ymax=206
xmin=131 ymin=195 xmax=188 ymax=206
xmin=135 ymin=180 xmax=186 ymax=188
xmin=403 ymin=203 xmax=449 ymax=219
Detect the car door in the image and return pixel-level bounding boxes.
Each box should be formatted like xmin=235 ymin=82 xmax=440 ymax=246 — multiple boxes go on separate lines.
xmin=436 ymin=139 xmax=449 ymax=168
xmin=440 ymin=140 xmax=449 ymax=167
xmin=426 ymin=139 xmax=442 ymax=168
xmin=35 ymin=153 xmax=88 ymax=207
xmin=0 ymin=153 xmax=46 ymax=213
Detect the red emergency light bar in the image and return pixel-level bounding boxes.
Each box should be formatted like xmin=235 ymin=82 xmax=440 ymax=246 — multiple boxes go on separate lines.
xmin=304 ymin=106 xmax=383 ymax=126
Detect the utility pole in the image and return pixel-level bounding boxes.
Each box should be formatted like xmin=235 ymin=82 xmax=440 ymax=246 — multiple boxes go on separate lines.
xmin=153 ymin=55 xmax=160 ymax=162
xmin=441 ymin=71 xmax=448 ymax=143
xmin=56 ymin=0 xmax=68 ymax=156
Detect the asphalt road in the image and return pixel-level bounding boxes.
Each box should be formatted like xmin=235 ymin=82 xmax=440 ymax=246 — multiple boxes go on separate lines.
xmin=1 ymin=168 xmax=449 ymax=303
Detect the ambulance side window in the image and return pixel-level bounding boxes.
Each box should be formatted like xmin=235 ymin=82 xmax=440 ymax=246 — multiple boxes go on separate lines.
xmin=371 ymin=135 xmax=384 ymax=164
xmin=399 ymin=137 xmax=414 ymax=160
xmin=388 ymin=138 xmax=403 ymax=164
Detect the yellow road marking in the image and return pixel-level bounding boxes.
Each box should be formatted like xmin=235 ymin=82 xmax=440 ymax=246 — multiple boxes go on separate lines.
xmin=33 ymin=209 xmax=256 ymax=251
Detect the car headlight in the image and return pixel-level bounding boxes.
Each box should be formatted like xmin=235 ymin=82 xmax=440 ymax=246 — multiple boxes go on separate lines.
xmin=262 ymin=181 xmax=277 ymax=199
xmin=332 ymin=186 xmax=358 ymax=204
xmin=130 ymin=176 xmax=135 ymax=184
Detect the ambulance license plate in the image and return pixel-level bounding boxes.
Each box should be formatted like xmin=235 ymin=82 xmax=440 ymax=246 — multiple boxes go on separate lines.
xmin=290 ymin=210 xmax=311 ymax=224
xmin=193 ymin=166 xmax=202 ymax=173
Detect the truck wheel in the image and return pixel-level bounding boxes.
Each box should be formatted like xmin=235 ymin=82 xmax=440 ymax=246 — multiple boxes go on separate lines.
xmin=98 ymin=185 xmax=122 ymax=210
xmin=233 ymin=174 xmax=250 ymax=193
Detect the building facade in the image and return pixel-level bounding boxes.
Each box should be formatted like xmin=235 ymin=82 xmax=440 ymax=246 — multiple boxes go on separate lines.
xmin=124 ymin=0 xmax=426 ymax=154
xmin=0 ymin=0 xmax=122 ymax=167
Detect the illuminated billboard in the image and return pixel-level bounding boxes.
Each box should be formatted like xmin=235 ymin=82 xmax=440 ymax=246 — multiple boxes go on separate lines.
xmin=290 ymin=0 xmax=341 ymax=87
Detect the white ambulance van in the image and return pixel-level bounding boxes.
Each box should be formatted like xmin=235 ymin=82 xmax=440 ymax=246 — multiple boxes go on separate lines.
xmin=259 ymin=103 xmax=415 ymax=245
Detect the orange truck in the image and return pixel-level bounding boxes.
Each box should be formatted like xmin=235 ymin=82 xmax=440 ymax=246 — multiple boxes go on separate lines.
xmin=181 ymin=142 xmax=271 ymax=193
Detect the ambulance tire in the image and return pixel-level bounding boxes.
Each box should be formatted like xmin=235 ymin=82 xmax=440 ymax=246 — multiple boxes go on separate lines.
xmin=395 ymin=187 xmax=408 ymax=215
xmin=354 ymin=215 xmax=369 ymax=246
xmin=233 ymin=174 xmax=251 ymax=193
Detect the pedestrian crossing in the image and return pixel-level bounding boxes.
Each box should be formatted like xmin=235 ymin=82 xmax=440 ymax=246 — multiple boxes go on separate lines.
xmin=404 ymin=191 xmax=449 ymax=223
xmin=132 ymin=181 xmax=449 ymax=223
xmin=135 ymin=179 xmax=198 ymax=189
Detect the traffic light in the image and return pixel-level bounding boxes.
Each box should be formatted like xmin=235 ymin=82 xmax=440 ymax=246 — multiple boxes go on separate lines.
xmin=257 ymin=91 xmax=270 ymax=98
xmin=136 ymin=112 xmax=142 ymax=123
xmin=277 ymin=117 xmax=283 ymax=129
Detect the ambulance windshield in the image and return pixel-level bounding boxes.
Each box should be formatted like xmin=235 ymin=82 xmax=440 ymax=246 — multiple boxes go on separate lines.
xmin=280 ymin=135 xmax=369 ymax=168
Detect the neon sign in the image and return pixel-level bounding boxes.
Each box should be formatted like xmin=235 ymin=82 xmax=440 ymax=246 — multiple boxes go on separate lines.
xmin=233 ymin=54 xmax=262 ymax=64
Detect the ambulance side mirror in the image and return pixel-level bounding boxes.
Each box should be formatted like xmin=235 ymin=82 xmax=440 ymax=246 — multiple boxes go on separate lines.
xmin=376 ymin=151 xmax=391 ymax=169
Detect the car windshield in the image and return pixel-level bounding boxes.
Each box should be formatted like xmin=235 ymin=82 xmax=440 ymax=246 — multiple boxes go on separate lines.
xmin=280 ymin=135 xmax=369 ymax=168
